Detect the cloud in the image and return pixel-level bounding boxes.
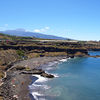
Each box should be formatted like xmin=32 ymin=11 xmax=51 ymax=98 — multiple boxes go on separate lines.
xmin=4 ymin=24 xmax=8 ymax=27
xmin=33 ymin=29 xmax=41 ymax=33
xmin=33 ymin=26 xmax=50 ymax=33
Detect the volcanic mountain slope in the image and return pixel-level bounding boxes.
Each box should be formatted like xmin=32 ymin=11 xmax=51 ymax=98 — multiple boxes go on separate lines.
xmin=0 ymin=29 xmax=69 ymax=40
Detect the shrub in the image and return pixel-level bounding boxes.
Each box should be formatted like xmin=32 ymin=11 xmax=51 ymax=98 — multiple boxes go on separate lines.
xmin=25 ymin=67 xmax=31 ymax=71
xmin=16 ymin=50 xmax=25 ymax=57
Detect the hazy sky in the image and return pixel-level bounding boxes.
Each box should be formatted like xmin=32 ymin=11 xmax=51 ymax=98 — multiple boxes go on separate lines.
xmin=0 ymin=0 xmax=100 ymax=40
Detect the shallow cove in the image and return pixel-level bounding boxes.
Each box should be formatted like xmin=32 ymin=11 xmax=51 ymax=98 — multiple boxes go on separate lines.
xmin=29 ymin=51 xmax=100 ymax=100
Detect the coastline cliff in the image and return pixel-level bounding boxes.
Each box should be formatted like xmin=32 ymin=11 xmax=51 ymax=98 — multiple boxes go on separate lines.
xmin=0 ymin=33 xmax=100 ymax=100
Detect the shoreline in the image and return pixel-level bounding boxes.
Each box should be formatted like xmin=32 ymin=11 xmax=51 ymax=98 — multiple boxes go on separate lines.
xmin=0 ymin=56 xmax=69 ymax=100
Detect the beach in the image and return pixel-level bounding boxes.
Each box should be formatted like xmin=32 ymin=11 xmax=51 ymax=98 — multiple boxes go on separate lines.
xmin=0 ymin=56 xmax=68 ymax=100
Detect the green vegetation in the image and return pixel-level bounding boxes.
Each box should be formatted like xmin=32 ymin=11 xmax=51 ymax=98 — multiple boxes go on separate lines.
xmin=25 ymin=67 xmax=31 ymax=71
xmin=16 ymin=50 xmax=25 ymax=57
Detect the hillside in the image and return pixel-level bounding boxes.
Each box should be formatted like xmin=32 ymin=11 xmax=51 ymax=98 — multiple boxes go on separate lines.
xmin=0 ymin=33 xmax=89 ymax=68
xmin=0 ymin=33 xmax=100 ymax=71
xmin=0 ymin=33 xmax=41 ymax=42
xmin=0 ymin=29 xmax=68 ymax=40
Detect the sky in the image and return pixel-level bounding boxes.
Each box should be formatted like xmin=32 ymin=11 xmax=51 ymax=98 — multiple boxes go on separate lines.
xmin=0 ymin=0 xmax=100 ymax=40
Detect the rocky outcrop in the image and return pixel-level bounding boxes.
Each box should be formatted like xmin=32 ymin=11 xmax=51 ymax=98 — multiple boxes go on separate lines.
xmin=41 ymin=72 xmax=54 ymax=78
xmin=20 ymin=69 xmax=54 ymax=78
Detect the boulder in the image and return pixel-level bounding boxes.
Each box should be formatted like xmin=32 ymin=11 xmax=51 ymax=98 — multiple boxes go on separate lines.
xmin=41 ymin=72 xmax=54 ymax=78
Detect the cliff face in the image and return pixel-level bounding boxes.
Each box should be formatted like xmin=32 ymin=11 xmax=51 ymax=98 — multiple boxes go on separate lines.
xmin=0 ymin=45 xmax=88 ymax=56
xmin=0 ymin=47 xmax=88 ymax=64
xmin=87 ymin=48 xmax=100 ymax=51
xmin=66 ymin=49 xmax=88 ymax=55
xmin=0 ymin=38 xmax=89 ymax=70
xmin=0 ymin=46 xmax=88 ymax=70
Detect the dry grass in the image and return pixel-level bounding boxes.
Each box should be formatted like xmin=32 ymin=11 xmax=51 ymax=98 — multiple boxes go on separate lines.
xmin=0 ymin=96 xmax=3 ymax=100
xmin=0 ymin=49 xmax=19 ymax=66
xmin=0 ymin=70 xmax=4 ymax=79
xmin=74 ymin=52 xmax=86 ymax=56
xmin=27 ymin=52 xmax=67 ymax=58
xmin=0 ymin=65 xmax=6 ymax=71
xmin=27 ymin=53 xmax=41 ymax=58
xmin=44 ymin=52 xmax=67 ymax=57
xmin=0 ymin=35 xmax=10 ymax=40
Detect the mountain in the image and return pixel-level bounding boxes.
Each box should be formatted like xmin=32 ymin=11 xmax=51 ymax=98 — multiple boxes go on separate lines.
xmin=0 ymin=29 xmax=68 ymax=40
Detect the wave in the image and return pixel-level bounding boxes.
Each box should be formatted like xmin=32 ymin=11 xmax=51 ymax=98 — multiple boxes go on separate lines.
xmin=31 ymin=92 xmax=44 ymax=100
xmin=59 ymin=58 xmax=68 ymax=62
xmin=33 ymin=75 xmax=48 ymax=83
xmin=48 ymin=61 xmax=58 ymax=67
xmin=29 ymin=75 xmax=50 ymax=100
xmin=42 ymin=58 xmax=69 ymax=71
xmin=29 ymin=57 xmax=70 ymax=100
xmin=42 ymin=61 xmax=59 ymax=71
xmin=29 ymin=73 xmax=59 ymax=100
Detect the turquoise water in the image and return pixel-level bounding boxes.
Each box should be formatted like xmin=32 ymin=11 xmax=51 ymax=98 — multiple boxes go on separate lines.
xmin=89 ymin=51 xmax=100 ymax=56
xmin=30 ymin=52 xmax=100 ymax=100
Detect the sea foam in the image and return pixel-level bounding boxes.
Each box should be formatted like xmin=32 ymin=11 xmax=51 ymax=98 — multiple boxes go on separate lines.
xmin=59 ymin=58 xmax=68 ymax=62
xmin=29 ymin=57 xmax=69 ymax=100
xmin=33 ymin=75 xmax=48 ymax=83
xmin=29 ymin=75 xmax=50 ymax=100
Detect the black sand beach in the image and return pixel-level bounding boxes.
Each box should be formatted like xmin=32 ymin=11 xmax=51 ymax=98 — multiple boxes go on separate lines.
xmin=0 ymin=56 xmax=68 ymax=100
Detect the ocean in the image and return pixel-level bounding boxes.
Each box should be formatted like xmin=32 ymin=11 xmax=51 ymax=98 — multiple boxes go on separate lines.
xmin=29 ymin=51 xmax=100 ymax=100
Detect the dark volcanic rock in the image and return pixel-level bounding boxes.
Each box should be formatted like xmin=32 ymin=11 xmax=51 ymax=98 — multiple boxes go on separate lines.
xmin=20 ymin=69 xmax=44 ymax=74
xmin=41 ymin=72 xmax=54 ymax=78
xmin=20 ymin=69 xmax=54 ymax=78
xmin=68 ymin=55 xmax=74 ymax=58
xmin=15 ymin=66 xmax=26 ymax=71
